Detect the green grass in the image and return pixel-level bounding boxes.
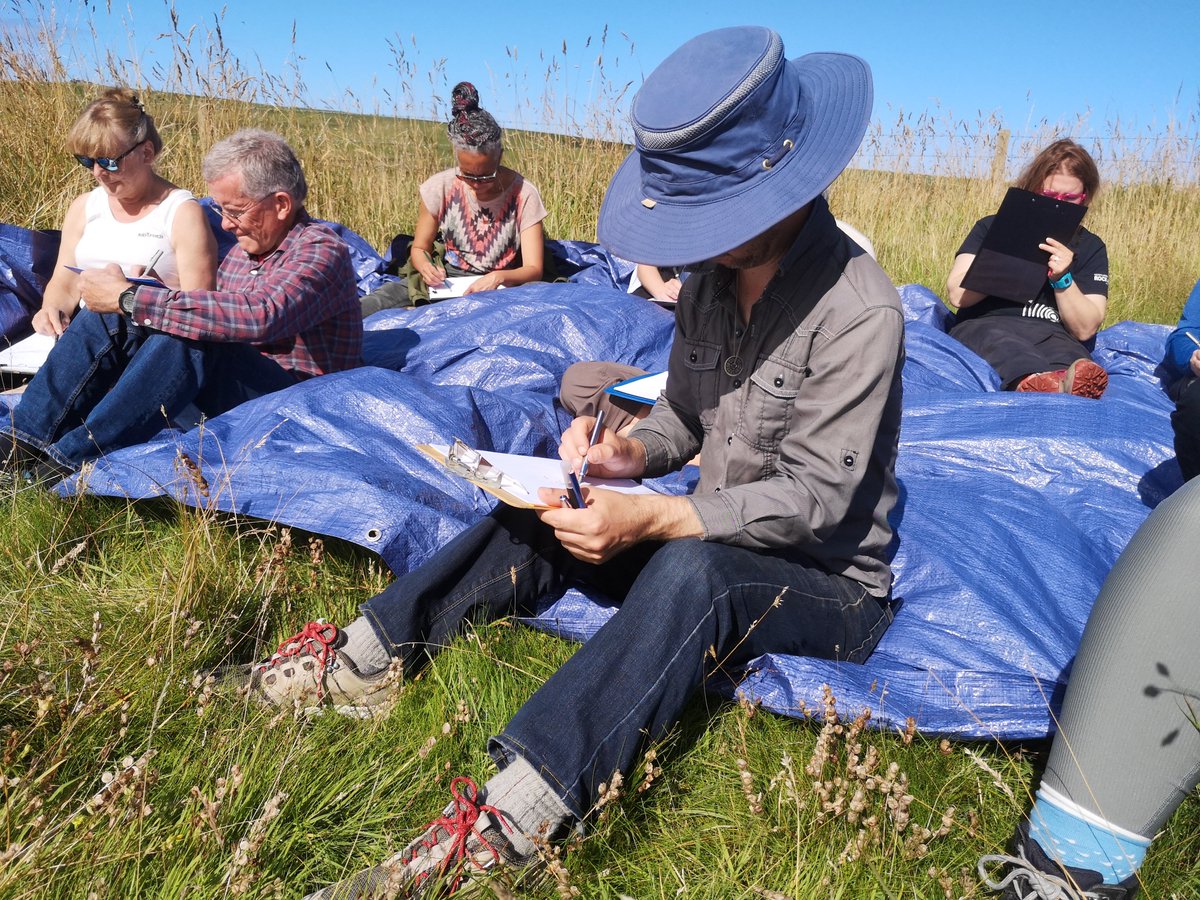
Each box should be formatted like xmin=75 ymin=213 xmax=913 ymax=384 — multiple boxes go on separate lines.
xmin=2 ymin=487 xmax=1199 ymax=898
xmin=3 ymin=3 xmax=1200 ymax=897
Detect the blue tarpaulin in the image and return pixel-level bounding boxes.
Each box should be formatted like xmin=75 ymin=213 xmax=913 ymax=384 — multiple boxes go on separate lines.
xmin=0 ymin=221 xmax=1183 ymax=739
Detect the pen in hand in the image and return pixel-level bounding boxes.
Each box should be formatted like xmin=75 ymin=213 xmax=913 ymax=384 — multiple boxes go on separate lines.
xmin=577 ymin=410 xmax=605 ymax=482
xmin=142 ymin=249 xmax=164 ymax=280
xmin=1186 ymin=332 xmax=1200 ymax=349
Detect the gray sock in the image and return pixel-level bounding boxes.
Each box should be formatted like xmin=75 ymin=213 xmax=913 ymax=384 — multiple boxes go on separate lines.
xmin=337 ymin=616 xmax=392 ymax=676
xmin=483 ymin=756 xmax=572 ymax=858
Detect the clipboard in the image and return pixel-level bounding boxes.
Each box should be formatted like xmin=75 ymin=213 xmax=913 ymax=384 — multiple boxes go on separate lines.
xmin=960 ymin=188 xmax=1087 ymax=303
xmin=418 ymin=441 xmax=655 ymax=509
xmin=605 ymin=371 xmax=667 ymax=405
xmin=428 ymin=275 xmax=485 ymax=300
xmin=65 ymin=265 xmax=166 ymax=289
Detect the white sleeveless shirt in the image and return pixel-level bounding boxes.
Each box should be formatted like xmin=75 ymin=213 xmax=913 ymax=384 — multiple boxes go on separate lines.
xmin=73 ymin=186 xmax=196 ymax=288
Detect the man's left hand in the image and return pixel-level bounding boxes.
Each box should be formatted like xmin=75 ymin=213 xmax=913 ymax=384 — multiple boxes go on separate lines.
xmin=535 ymin=488 xmax=702 ymax=565
xmin=78 ymin=264 xmax=132 ymax=314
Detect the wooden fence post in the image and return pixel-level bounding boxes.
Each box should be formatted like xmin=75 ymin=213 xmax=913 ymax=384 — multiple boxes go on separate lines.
xmin=991 ymin=129 xmax=1011 ymax=182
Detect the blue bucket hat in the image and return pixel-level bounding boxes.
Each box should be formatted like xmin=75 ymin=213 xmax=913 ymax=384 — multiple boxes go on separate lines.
xmin=597 ymin=26 xmax=872 ymax=267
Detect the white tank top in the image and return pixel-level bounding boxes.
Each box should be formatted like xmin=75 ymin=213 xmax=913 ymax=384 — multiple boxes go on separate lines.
xmin=73 ymin=186 xmax=196 ymax=288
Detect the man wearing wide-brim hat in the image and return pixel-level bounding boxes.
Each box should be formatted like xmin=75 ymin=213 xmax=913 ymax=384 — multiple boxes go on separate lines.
xmin=255 ymin=26 xmax=905 ymax=898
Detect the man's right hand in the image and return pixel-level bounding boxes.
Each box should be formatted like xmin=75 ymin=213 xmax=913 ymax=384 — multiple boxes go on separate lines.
xmin=558 ymin=416 xmax=647 ymax=480
xmin=32 ymin=305 xmax=72 ymax=337
xmin=1189 ymin=348 xmax=1200 ymax=379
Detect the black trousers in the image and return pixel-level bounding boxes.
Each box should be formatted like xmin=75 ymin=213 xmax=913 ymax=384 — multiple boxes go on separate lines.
xmin=1171 ymin=374 xmax=1200 ymax=481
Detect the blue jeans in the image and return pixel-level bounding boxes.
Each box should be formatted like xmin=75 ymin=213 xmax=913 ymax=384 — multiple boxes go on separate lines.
xmin=9 ymin=310 xmax=298 ymax=467
xmin=361 ymin=505 xmax=894 ymax=820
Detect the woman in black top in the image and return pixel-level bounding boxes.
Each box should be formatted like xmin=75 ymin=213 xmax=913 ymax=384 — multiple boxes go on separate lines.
xmin=946 ymin=140 xmax=1109 ymax=398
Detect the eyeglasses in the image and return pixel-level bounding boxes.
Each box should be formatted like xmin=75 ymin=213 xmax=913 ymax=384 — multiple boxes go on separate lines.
xmin=1041 ymin=189 xmax=1088 ymax=205
xmin=455 ymin=167 xmax=499 ymax=184
xmin=211 ymin=194 xmax=272 ymax=226
xmin=74 ymin=141 xmax=144 ymax=173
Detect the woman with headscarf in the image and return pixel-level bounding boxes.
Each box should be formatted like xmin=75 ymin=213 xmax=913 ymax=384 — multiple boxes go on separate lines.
xmin=361 ymin=82 xmax=547 ymax=315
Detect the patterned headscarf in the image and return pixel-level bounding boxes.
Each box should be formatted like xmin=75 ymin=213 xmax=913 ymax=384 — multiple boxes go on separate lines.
xmin=446 ymin=82 xmax=502 ymax=150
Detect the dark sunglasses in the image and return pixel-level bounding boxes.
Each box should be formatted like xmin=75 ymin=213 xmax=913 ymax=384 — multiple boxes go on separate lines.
xmin=74 ymin=140 xmax=144 ymax=173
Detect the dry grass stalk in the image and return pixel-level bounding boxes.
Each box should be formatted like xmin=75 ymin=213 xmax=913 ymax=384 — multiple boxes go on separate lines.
xmin=792 ymin=686 xmax=964 ymax=866
xmin=226 ymin=790 xmax=288 ymax=894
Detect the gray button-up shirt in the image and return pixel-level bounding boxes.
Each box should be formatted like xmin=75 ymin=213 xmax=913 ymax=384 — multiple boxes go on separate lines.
xmin=630 ymin=198 xmax=904 ymax=596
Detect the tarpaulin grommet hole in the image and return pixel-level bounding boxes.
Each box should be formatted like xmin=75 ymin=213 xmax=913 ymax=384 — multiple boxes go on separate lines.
xmin=365 ymin=528 xmax=381 ymax=542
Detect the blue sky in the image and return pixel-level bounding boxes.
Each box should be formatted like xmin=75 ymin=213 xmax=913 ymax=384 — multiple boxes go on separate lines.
xmin=30 ymin=0 xmax=1200 ymax=145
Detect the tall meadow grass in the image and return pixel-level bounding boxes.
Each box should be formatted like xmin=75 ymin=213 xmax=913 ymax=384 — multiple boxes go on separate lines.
xmin=2 ymin=4 xmax=1200 ymax=899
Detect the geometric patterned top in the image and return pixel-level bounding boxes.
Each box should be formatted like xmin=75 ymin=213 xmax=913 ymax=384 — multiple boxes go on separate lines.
xmin=419 ymin=168 xmax=548 ymax=273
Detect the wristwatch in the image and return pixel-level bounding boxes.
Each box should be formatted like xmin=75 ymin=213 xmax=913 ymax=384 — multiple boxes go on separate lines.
xmin=1049 ymin=271 xmax=1074 ymax=291
xmin=118 ymin=285 xmax=138 ymax=316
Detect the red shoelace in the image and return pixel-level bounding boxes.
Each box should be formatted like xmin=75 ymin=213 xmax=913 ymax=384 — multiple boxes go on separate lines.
xmin=406 ymin=776 xmax=512 ymax=892
xmin=255 ymin=620 xmax=339 ymax=700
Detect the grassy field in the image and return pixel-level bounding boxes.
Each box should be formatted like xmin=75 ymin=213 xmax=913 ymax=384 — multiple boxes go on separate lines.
xmin=3 ymin=5 xmax=1200 ymax=899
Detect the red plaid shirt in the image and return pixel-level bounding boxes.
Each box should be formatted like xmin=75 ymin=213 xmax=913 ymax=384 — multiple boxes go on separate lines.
xmin=129 ymin=214 xmax=362 ymax=377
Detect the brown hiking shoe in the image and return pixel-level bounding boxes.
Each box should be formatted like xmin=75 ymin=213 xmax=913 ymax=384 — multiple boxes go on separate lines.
xmin=301 ymin=777 xmax=529 ymax=899
xmin=241 ymin=621 xmax=400 ymax=719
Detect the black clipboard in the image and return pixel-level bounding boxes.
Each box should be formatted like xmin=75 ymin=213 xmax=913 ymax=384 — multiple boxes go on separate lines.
xmin=961 ymin=188 xmax=1087 ymax=303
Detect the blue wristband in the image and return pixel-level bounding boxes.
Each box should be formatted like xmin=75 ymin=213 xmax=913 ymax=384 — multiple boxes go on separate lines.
xmin=1049 ymin=271 xmax=1074 ymax=291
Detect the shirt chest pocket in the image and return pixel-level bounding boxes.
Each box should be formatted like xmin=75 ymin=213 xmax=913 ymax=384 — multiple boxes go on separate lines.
xmin=743 ymin=355 xmax=808 ymax=450
xmin=684 ymin=339 xmax=722 ymax=429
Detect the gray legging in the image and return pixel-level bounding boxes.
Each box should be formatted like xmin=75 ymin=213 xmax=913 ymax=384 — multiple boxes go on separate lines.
xmin=1042 ymin=475 xmax=1200 ymax=836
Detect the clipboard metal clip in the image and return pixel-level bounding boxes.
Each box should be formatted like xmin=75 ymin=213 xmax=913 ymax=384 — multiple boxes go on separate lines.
xmin=445 ymin=438 xmax=528 ymax=495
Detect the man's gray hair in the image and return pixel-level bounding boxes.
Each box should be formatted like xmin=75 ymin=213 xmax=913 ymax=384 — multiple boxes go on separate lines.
xmin=202 ymin=128 xmax=308 ymax=205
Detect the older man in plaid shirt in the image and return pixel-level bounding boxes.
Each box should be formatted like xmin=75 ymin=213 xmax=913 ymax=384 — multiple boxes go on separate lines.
xmin=5 ymin=128 xmax=361 ymax=476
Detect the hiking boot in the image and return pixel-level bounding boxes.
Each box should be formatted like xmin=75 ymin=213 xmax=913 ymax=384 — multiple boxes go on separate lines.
xmin=1015 ymin=359 xmax=1107 ymax=399
xmin=239 ymin=620 xmax=400 ymax=719
xmin=302 ymin=776 xmax=529 ymax=899
xmin=1015 ymin=369 xmax=1067 ymax=394
xmin=1061 ymin=359 xmax=1108 ymax=398
xmin=978 ymin=821 xmax=1139 ymax=899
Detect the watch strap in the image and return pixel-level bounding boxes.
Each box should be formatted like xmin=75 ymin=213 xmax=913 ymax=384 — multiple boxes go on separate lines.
xmin=1049 ymin=271 xmax=1074 ymax=291
xmin=118 ymin=285 xmax=138 ymax=316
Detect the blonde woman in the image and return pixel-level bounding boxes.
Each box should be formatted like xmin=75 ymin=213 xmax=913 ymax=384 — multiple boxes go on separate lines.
xmin=34 ymin=87 xmax=216 ymax=337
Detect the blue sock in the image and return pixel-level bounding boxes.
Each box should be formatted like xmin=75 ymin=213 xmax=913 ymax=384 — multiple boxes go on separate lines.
xmin=1027 ymin=787 xmax=1151 ymax=885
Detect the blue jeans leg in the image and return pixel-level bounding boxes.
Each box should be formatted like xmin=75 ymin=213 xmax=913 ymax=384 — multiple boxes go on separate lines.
xmin=10 ymin=310 xmax=296 ymax=466
xmin=359 ymin=506 xmax=653 ymax=672
xmin=492 ymin=538 xmax=894 ymax=819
